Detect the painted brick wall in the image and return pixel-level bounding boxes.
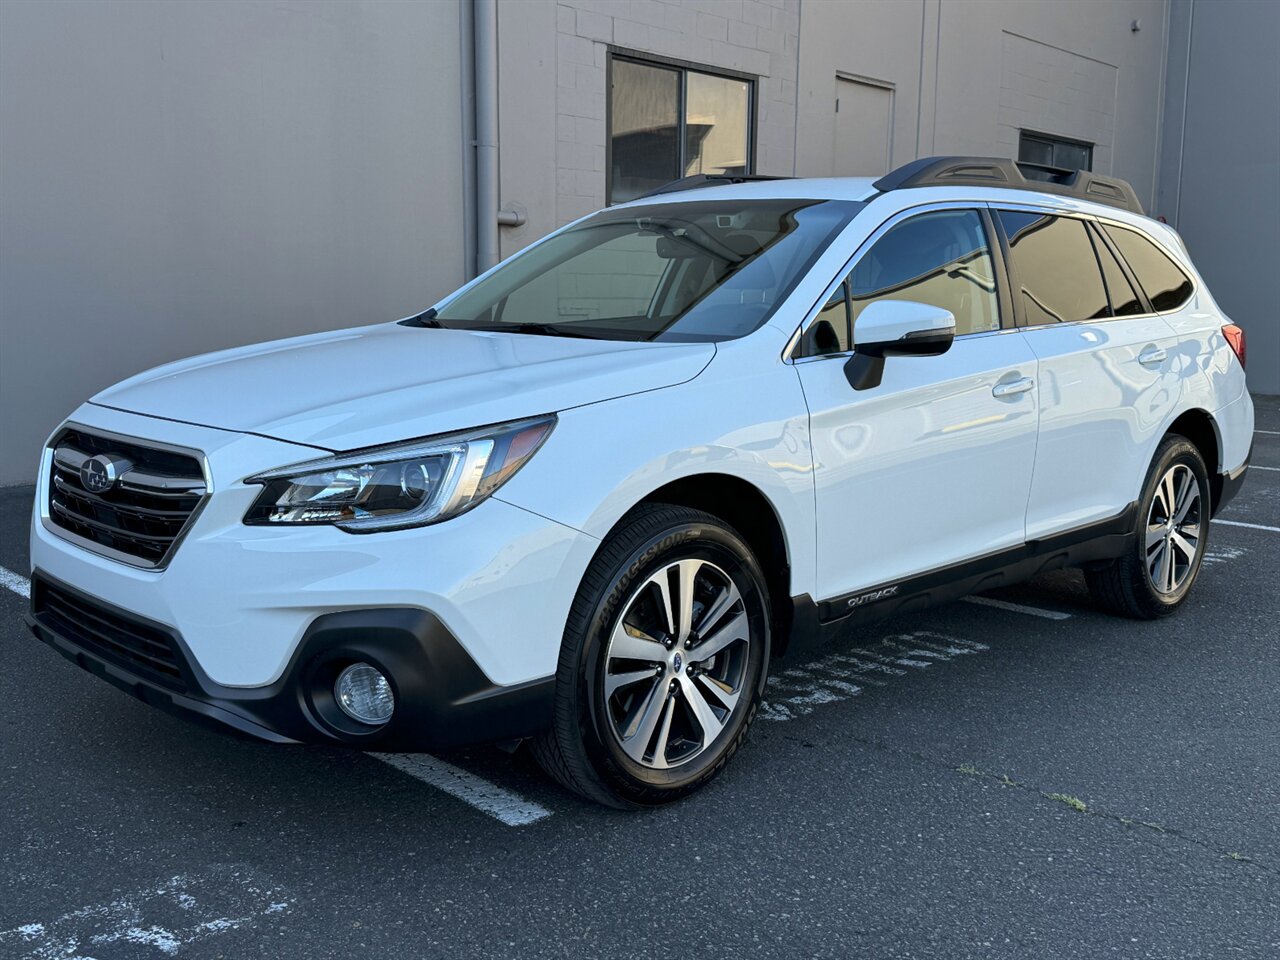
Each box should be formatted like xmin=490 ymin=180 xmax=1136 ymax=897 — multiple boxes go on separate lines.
xmin=552 ymin=0 xmax=800 ymax=226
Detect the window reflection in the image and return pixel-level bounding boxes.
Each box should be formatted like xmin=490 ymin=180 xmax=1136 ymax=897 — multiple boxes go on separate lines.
xmin=684 ymin=72 xmax=750 ymax=178
xmin=610 ymin=59 xmax=681 ymax=204
xmin=849 ymin=210 xmax=1001 ymax=339
xmin=610 ymin=57 xmax=754 ymax=204
xmin=999 ymin=211 xmax=1109 ymax=325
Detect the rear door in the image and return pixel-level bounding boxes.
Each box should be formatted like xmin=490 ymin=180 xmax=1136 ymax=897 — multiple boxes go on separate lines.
xmin=993 ymin=207 xmax=1180 ymax=539
xmin=793 ymin=204 xmax=1041 ymax=605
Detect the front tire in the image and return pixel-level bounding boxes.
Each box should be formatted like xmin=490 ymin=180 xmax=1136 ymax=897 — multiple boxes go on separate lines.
xmin=1085 ymin=435 xmax=1210 ymax=619
xmin=533 ymin=504 xmax=771 ymax=808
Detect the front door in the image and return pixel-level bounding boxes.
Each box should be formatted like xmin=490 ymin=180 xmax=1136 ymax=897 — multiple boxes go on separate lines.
xmin=794 ymin=206 xmax=1040 ymax=606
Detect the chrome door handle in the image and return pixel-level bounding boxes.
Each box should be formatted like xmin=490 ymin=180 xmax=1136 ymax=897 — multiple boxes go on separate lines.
xmin=992 ymin=377 xmax=1034 ymax=398
xmin=1137 ymin=346 xmax=1168 ymax=366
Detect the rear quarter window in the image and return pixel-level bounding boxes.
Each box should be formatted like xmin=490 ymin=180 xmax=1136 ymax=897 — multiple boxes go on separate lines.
xmin=1103 ymin=224 xmax=1195 ymax=312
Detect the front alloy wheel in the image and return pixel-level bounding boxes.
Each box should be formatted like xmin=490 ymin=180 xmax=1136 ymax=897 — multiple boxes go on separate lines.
xmin=533 ymin=504 xmax=770 ymax=807
xmin=604 ymin=559 xmax=752 ymax=770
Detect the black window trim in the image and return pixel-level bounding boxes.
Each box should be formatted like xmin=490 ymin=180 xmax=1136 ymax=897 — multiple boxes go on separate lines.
xmin=787 ymin=200 xmax=1013 ymax=363
xmin=987 ymin=202 xmax=1196 ymax=329
xmin=606 ymin=48 xmax=758 ymax=207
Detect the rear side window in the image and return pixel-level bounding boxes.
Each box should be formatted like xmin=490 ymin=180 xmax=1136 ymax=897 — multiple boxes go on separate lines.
xmin=1090 ymin=225 xmax=1144 ymax=317
xmin=997 ymin=211 xmax=1109 ymax=326
xmin=1103 ymin=224 xmax=1194 ymax=312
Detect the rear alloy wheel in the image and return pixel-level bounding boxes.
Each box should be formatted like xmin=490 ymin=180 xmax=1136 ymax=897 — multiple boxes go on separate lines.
xmin=1085 ymin=435 xmax=1210 ymax=619
xmin=1144 ymin=462 xmax=1203 ymax=596
xmin=533 ymin=504 xmax=770 ymax=807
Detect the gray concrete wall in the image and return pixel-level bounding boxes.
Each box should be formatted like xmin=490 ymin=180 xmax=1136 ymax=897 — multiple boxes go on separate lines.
xmin=1159 ymin=0 xmax=1280 ymax=394
xmin=495 ymin=0 xmax=801 ymax=260
xmin=796 ymin=0 xmax=1170 ymax=209
xmin=4 ymin=0 xmax=1270 ymax=485
xmin=0 ymin=0 xmax=468 ymax=484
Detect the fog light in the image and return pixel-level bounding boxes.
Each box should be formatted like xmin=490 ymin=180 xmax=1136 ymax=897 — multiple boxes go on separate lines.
xmin=335 ymin=662 xmax=394 ymax=725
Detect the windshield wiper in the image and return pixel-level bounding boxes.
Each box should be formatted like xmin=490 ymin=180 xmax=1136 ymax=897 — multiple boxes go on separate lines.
xmin=470 ymin=322 xmax=596 ymax=339
xmin=398 ymin=307 xmax=443 ymax=328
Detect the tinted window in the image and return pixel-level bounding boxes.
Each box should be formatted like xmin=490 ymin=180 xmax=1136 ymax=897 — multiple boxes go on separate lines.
xmin=998 ymin=211 xmax=1109 ymax=325
xmin=845 ymin=209 xmax=1001 ymax=339
xmin=1104 ymin=224 xmax=1194 ymax=312
xmin=436 ymin=198 xmax=861 ymax=342
xmin=609 ymin=57 xmax=754 ymax=204
xmin=801 ymin=284 xmax=851 ymax=356
xmin=1091 ymin=225 xmax=1144 ymax=316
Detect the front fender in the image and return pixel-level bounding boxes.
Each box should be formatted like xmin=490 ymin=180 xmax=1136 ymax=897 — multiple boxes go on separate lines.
xmin=494 ymin=346 xmax=816 ymax=598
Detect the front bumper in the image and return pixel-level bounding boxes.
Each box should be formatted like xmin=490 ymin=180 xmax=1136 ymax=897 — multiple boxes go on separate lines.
xmin=29 ymin=403 xmax=600 ymax=747
xmin=28 ymin=571 xmax=555 ymax=749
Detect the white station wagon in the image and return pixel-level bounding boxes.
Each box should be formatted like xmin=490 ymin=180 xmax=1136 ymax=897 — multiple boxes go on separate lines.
xmin=28 ymin=157 xmax=1253 ymax=807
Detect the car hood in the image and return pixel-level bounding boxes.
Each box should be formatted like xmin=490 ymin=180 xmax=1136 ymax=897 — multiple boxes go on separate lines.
xmin=91 ymin=323 xmax=715 ymax=451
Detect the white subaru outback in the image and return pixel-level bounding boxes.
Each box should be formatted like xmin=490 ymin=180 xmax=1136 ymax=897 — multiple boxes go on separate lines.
xmin=28 ymin=157 xmax=1253 ymax=807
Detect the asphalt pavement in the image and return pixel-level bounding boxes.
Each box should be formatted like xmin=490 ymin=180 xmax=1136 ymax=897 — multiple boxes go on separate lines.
xmin=1 ymin=396 xmax=1276 ymax=959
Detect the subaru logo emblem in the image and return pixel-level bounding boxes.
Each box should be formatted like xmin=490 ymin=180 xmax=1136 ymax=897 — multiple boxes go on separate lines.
xmin=79 ymin=454 xmax=129 ymax=494
xmin=672 ymin=653 xmax=683 ymax=673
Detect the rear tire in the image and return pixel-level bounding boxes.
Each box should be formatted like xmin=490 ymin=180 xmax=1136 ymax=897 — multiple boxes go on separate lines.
xmin=1085 ymin=435 xmax=1210 ymax=619
xmin=532 ymin=504 xmax=770 ymax=808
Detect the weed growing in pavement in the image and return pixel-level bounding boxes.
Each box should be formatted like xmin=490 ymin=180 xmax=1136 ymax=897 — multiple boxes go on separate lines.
xmin=1047 ymin=793 xmax=1088 ymax=813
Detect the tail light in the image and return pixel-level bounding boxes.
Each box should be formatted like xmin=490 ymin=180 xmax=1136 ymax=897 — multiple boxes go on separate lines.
xmin=1222 ymin=324 xmax=1246 ymax=369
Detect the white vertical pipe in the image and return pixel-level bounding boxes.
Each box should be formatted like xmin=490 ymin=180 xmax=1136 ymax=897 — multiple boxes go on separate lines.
xmin=474 ymin=0 xmax=500 ymax=272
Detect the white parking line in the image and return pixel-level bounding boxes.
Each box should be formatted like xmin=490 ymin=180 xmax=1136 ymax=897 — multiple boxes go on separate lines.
xmin=1255 ymin=429 xmax=1280 ymax=436
xmin=0 ymin=565 xmax=550 ymax=827
xmin=0 ymin=565 xmax=30 ymax=599
xmin=962 ymin=595 xmax=1072 ymax=620
xmin=1251 ymin=465 xmax=1280 ymax=472
xmin=1212 ymin=518 xmax=1280 ymax=533
xmin=760 ymin=631 xmax=986 ymax=723
xmin=370 ymin=753 xmax=551 ymax=826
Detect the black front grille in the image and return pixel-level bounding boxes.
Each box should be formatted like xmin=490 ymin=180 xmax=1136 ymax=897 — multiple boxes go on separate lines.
xmin=47 ymin=428 xmax=206 ymax=567
xmin=32 ymin=579 xmax=189 ymax=691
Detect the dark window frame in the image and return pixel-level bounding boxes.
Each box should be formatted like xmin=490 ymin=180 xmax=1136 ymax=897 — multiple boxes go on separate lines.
xmin=1018 ymin=130 xmax=1094 ymax=172
xmin=606 ymin=48 xmax=758 ymax=205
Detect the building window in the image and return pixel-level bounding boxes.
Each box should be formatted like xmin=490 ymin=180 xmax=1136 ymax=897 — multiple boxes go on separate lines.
xmin=608 ymin=54 xmax=754 ymax=204
xmin=1018 ymin=130 xmax=1093 ymax=172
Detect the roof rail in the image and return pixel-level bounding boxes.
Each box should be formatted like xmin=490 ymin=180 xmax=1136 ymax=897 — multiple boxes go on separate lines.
xmin=873 ymin=156 xmax=1144 ymax=215
xmin=634 ymin=173 xmax=793 ymax=200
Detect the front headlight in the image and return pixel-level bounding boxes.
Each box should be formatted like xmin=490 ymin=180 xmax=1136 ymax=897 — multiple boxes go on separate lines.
xmin=243 ymin=416 xmax=554 ymax=532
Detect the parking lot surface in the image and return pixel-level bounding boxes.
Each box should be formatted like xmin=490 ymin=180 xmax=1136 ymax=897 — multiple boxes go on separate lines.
xmin=1 ymin=396 xmax=1276 ymax=959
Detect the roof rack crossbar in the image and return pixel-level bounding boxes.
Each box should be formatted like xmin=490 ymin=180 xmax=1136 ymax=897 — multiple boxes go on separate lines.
xmin=634 ymin=174 xmax=793 ymax=200
xmin=872 ymin=156 xmax=1144 ymax=215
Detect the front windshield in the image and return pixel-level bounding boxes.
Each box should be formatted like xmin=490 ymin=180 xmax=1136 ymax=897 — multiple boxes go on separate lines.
xmin=434 ymin=198 xmax=862 ymax=342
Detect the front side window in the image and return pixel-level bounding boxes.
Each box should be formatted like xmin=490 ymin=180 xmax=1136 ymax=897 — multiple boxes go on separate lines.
xmin=798 ymin=209 xmax=1000 ymax=357
xmin=610 ymin=56 xmax=754 ymax=204
xmin=998 ymin=211 xmax=1109 ymax=326
xmin=434 ymin=199 xmax=861 ymax=343
xmin=1103 ymin=224 xmax=1194 ymax=312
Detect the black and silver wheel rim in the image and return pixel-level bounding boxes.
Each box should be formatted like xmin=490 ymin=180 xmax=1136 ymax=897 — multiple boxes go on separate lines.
xmin=1146 ymin=463 xmax=1203 ymax=595
xmin=602 ymin=558 xmax=752 ymax=770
